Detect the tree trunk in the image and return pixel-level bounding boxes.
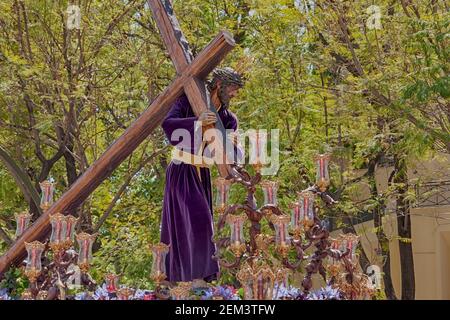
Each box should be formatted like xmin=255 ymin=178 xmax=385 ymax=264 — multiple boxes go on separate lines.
xmin=373 ymin=206 xmax=397 ymax=300
xmin=369 ymin=168 xmax=397 ymax=300
xmin=394 ymin=155 xmax=415 ymax=300
xmin=64 ymin=142 xmax=78 ymax=186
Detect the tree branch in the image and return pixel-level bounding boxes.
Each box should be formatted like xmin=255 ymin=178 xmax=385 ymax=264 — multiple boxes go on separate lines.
xmin=0 ymin=226 xmax=13 ymax=246
xmin=93 ymin=145 xmax=168 ymax=232
xmin=0 ymin=145 xmax=42 ymax=214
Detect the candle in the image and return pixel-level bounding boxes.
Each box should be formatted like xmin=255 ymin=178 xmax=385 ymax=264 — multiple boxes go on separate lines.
xmin=257 ymin=274 xmax=264 ymax=300
xmin=297 ymin=191 xmax=315 ymax=227
xmin=314 ymin=154 xmax=330 ymax=191
xmin=64 ymin=215 xmax=79 ymax=248
xmin=214 ymin=178 xmax=232 ymax=213
xmin=105 ymin=274 xmax=119 ymax=293
xmin=261 ymin=181 xmax=279 ymax=206
xmin=151 ymin=243 xmax=170 ymax=283
xmin=24 ymin=241 xmax=45 ymax=282
xmin=76 ymin=232 xmax=96 ymax=272
xmin=289 ymin=202 xmax=303 ymax=230
xmin=270 ymin=215 xmax=291 ymax=257
xmin=226 ymin=214 xmax=246 ymax=257
xmin=14 ymin=212 xmax=32 ymax=239
xmin=249 ymin=130 xmax=267 ymax=172
xmin=39 ymin=180 xmax=55 ymax=210
xmin=49 ymin=213 xmax=67 ymax=253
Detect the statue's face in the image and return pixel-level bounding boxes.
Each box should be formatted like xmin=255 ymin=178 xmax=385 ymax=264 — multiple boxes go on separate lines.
xmin=225 ymin=84 xmax=240 ymax=99
xmin=217 ymin=81 xmax=241 ymax=109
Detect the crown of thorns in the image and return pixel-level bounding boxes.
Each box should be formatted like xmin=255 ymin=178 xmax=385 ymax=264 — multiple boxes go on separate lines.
xmin=207 ymin=67 xmax=245 ymax=91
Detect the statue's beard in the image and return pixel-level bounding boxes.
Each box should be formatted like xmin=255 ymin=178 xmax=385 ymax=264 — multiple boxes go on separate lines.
xmin=218 ymin=85 xmax=231 ymax=109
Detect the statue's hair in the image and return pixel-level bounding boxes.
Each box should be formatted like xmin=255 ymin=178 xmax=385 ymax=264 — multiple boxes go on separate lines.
xmin=207 ymin=67 xmax=245 ymax=91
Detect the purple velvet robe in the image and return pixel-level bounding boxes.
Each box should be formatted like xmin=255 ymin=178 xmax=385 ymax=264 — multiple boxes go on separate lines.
xmin=160 ymin=94 xmax=238 ymax=282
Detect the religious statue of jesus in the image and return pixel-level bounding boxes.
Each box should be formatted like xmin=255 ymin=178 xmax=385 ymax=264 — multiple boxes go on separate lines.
xmin=160 ymin=67 xmax=244 ymax=285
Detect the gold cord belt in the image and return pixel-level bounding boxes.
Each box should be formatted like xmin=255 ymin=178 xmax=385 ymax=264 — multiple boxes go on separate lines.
xmin=171 ymin=149 xmax=214 ymax=169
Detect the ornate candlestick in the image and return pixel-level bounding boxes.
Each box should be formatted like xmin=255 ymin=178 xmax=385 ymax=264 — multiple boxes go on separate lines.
xmin=261 ymin=180 xmax=278 ymax=206
xmin=211 ymin=151 xmax=374 ymax=299
xmin=236 ymin=261 xmax=286 ymax=300
xmin=49 ymin=213 xmax=67 ymax=256
xmin=170 ymin=282 xmax=192 ymax=300
xmin=39 ymin=180 xmax=55 ymax=211
xmin=269 ymin=215 xmax=290 ymax=258
xmin=117 ymin=287 xmax=135 ymax=300
xmin=24 ymin=241 xmax=46 ymax=283
xmin=105 ymin=273 xmax=119 ymax=294
xmin=64 ymin=215 xmax=78 ymax=249
xmin=36 ymin=290 xmax=48 ymax=300
xmin=289 ymin=202 xmax=304 ymax=240
xmin=150 ymin=242 xmax=172 ymax=300
xmin=249 ymin=130 xmax=267 ymax=173
xmin=76 ymin=232 xmax=96 ymax=273
xmin=15 ymin=211 xmax=32 ymax=239
xmin=214 ymin=177 xmax=232 ymax=215
xmin=315 ymin=154 xmax=330 ymax=192
xmin=327 ymin=237 xmax=342 ymax=278
xmin=326 ymin=233 xmax=373 ymax=299
xmin=150 ymin=243 xmax=170 ymax=284
xmin=341 ymin=233 xmax=360 ymax=262
xmin=213 ymin=151 xmax=357 ymax=298
xmin=297 ymin=191 xmax=315 ymax=230
xmin=21 ymin=290 xmax=33 ymax=300
xmin=226 ymin=214 xmax=247 ymax=257
xmin=19 ymin=220 xmax=97 ymax=300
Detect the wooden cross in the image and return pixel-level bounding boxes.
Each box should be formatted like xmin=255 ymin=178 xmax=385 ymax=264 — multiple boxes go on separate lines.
xmin=0 ymin=0 xmax=236 ymax=276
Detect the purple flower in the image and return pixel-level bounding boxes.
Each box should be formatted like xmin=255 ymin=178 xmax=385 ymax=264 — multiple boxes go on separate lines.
xmin=75 ymin=292 xmax=94 ymax=300
xmin=195 ymin=285 xmax=240 ymax=300
xmin=93 ymin=283 xmax=112 ymax=300
xmin=0 ymin=288 xmax=11 ymax=300
xmin=200 ymin=288 xmax=214 ymax=300
xmin=273 ymin=284 xmax=303 ymax=300
xmin=308 ymin=286 xmax=342 ymax=300
xmin=213 ymin=285 xmax=240 ymax=300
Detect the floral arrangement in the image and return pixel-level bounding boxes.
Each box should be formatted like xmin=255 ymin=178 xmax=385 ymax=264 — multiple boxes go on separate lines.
xmin=74 ymin=283 xmax=157 ymax=300
xmin=0 ymin=283 xmax=343 ymax=300
xmin=306 ymin=286 xmax=343 ymax=300
xmin=193 ymin=285 xmax=240 ymax=300
xmin=272 ymin=284 xmax=342 ymax=300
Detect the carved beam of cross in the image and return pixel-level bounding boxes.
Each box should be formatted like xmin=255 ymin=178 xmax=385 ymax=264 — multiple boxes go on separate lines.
xmin=0 ymin=0 xmax=235 ymax=276
xmin=148 ymin=0 xmax=233 ymax=176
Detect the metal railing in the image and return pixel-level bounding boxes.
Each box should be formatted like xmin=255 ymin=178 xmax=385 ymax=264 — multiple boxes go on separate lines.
xmin=415 ymin=180 xmax=450 ymax=208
